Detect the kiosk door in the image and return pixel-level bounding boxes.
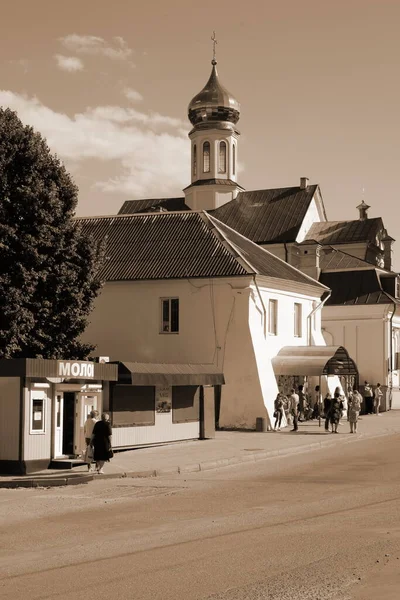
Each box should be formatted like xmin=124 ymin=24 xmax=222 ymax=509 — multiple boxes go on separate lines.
xmin=75 ymin=393 xmax=100 ymax=455
xmin=53 ymin=393 xmax=64 ymax=457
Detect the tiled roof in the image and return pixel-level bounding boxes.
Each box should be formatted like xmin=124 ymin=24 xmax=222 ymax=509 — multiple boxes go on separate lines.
xmin=76 ymin=211 xmax=326 ymax=290
xmin=305 ymin=218 xmax=383 ymax=245
xmin=319 ymin=248 xmax=372 ymax=271
xmin=320 ymin=270 xmax=393 ymax=305
xmin=118 ymin=197 xmax=189 ymax=215
xmin=209 ymin=185 xmax=319 ymax=244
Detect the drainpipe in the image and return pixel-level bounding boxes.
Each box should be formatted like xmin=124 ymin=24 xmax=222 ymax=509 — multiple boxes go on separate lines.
xmin=253 ymin=276 xmax=267 ymax=337
xmin=284 ymin=243 xmax=288 ymax=263
xmin=307 ymin=291 xmax=331 ymax=346
xmin=388 ymin=301 xmax=397 ymax=409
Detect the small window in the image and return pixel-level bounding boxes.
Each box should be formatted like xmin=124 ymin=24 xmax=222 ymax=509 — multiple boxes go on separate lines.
xmin=193 ymin=144 xmax=197 ymax=177
xmin=218 ymin=141 xmax=227 ymax=173
xmin=232 ymin=144 xmax=236 ymax=175
xmin=161 ymin=298 xmax=179 ymax=333
xmin=268 ymin=299 xmax=278 ymax=335
xmin=294 ymin=303 xmax=302 ymax=337
xmin=30 ymin=393 xmax=46 ymax=434
xmin=203 ymin=141 xmax=210 ymax=173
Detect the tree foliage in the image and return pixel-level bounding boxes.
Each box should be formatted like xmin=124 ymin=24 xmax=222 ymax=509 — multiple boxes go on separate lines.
xmin=0 ymin=108 xmax=103 ymax=359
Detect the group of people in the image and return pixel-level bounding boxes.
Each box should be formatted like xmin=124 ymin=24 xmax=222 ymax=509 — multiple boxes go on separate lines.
xmin=83 ymin=410 xmax=113 ymax=473
xmin=273 ymin=381 xmax=383 ymax=434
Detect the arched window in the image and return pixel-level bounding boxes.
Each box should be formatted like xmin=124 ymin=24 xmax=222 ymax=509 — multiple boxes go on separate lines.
xmin=203 ymin=141 xmax=210 ymax=173
xmin=193 ymin=144 xmax=197 ymax=177
xmin=218 ymin=141 xmax=227 ymax=174
xmin=232 ymin=144 xmax=236 ymax=176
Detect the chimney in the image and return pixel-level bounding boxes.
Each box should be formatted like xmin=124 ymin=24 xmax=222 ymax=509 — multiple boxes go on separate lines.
xmin=382 ymin=232 xmax=394 ymax=271
xmin=356 ymin=200 xmax=370 ymax=221
xmin=300 ymin=177 xmax=309 ymax=190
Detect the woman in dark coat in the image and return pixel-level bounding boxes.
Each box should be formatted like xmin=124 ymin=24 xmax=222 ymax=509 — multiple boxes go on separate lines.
xmin=330 ymin=392 xmax=344 ymax=434
xmin=91 ymin=412 xmax=113 ymax=474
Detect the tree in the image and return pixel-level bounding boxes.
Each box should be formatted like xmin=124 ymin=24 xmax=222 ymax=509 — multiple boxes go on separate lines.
xmin=0 ymin=108 xmax=103 ymax=359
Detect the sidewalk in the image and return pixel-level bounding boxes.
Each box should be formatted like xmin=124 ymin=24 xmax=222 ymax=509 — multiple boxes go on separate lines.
xmin=2 ymin=412 xmax=400 ymax=488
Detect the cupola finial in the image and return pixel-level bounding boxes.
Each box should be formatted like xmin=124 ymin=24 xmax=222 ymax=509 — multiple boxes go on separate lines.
xmin=211 ymin=31 xmax=217 ymax=65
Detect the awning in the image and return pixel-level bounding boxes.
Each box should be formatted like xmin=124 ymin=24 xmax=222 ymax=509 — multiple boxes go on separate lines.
xmin=116 ymin=362 xmax=225 ymax=386
xmin=272 ymin=346 xmax=358 ymax=377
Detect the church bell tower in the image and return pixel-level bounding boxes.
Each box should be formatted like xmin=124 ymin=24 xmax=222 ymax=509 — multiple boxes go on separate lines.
xmin=184 ymin=33 xmax=243 ymax=211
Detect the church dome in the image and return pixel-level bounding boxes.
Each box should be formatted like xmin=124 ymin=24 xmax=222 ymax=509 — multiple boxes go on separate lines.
xmin=188 ymin=60 xmax=240 ymax=129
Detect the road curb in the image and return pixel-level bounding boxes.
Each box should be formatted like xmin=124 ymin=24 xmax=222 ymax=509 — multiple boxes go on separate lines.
xmin=0 ymin=428 xmax=398 ymax=489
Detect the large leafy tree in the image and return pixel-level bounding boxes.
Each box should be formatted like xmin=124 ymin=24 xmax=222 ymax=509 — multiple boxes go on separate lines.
xmin=0 ymin=108 xmax=103 ymax=359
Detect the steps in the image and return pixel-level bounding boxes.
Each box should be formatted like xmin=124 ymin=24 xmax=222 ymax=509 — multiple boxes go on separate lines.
xmin=49 ymin=457 xmax=86 ymax=470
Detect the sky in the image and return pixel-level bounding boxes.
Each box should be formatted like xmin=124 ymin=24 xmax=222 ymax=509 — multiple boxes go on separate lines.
xmin=1 ymin=0 xmax=400 ymax=248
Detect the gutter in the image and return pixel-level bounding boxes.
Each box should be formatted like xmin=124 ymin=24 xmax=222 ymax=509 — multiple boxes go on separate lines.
xmin=253 ymin=276 xmax=267 ymax=337
xmin=307 ymin=290 xmax=332 ymax=346
xmin=388 ymin=300 xmax=397 ymax=409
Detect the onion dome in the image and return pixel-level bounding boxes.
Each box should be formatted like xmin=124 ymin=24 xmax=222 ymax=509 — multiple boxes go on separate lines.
xmin=188 ymin=60 xmax=240 ymax=129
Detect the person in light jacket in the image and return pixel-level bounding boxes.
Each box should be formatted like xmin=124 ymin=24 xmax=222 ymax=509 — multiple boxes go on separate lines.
xmin=84 ymin=410 xmax=99 ymax=446
xmin=374 ymin=383 xmax=383 ymax=416
xmin=348 ymin=388 xmax=362 ymax=433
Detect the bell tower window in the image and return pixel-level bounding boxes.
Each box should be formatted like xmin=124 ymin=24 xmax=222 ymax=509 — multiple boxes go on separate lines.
xmin=218 ymin=141 xmax=227 ymax=174
xmin=193 ymin=144 xmax=197 ymax=177
xmin=203 ymin=141 xmax=210 ymax=173
xmin=232 ymin=144 xmax=236 ymax=176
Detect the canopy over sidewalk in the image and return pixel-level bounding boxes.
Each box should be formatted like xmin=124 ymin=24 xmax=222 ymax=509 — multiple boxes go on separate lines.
xmin=272 ymin=346 xmax=358 ymax=377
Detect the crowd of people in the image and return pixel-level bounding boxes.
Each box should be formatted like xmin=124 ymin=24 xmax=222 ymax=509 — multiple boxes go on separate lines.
xmin=273 ymin=380 xmax=383 ymax=434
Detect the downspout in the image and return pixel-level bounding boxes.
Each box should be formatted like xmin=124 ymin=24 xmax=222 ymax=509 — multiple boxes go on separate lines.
xmin=284 ymin=243 xmax=288 ymax=263
xmin=388 ymin=300 xmax=397 ymax=410
xmin=253 ymin=276 xmax=267 ymax=337
xmin=307 ymin=290 xmax=331 ymax=346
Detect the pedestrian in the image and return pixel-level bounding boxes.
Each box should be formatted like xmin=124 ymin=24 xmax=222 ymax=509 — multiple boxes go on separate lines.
xmin=312 ymin=385 xmax=322 ymax=420
xmin=330 ymin=392 xmax=344 ymax=433
xmin=349 ymin=388 xmax=362 ymax=433
xmin=298 ymin=385 xmax=307 ymax=421
xmin=323 ymin=392 xmax=333 ymax=431
xmin=289 ymin=388 xmax=299 ymax=432
xmin=273 ymin=393 xmax=285 ymax=431
xmin=374 ymin=383 xmax=383 ymax=416
xmin=364 ymin=381 xmax=374 ymax=414
xmin=91 ymin=412 xmax=113 ymax=474
xmin=84 ymin=410 xmax=99 ymax=446
xmin=346 ymin=386 xmax=353 ymax=421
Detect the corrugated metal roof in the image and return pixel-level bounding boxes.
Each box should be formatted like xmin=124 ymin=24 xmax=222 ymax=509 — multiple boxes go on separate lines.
xmin=272 ymin=346 xmax=358 ymax=376
xmin=183 ymin=178 xmax=244 ymax=190
xmin=209 ymin=185 xmax=319 ymax=244
xmin=117 ymin=362 xmax=225 ymax=386
xmin=208 ymin=214 xmax=327 ymax=289
xmin=118 ymin=197 xmax=189 ymax=215
xmin=320 ymin=270 xmax=393 ymax=305
xmin=77 ymin=212 xmax=249 ymax=281
xmin=305 ymin=218 xmax=383 ymax=245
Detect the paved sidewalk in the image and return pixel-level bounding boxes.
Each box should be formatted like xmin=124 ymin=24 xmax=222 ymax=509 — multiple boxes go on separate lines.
xmin=1 ymin=412 xmax=400 ymax=488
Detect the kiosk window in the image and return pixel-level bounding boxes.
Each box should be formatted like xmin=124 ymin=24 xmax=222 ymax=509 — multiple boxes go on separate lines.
xmin=111 ymin=385 xmax=155 ymax=427
xmin=172 ymin=386 xmax=200 ymax=423
xmin=30 ymin=395 xmax=46 ymax=433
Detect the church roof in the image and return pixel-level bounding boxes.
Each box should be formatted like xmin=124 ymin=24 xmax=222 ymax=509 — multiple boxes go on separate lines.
xmin=118 ymin=197 xmax=189 ymax=215
xmin=76 ymin=211 xmax=326 ymax=291
xmin=319 ymin=248 xmax=373 ymax=271
xmin=305 ymin=218 xmax=383 ymax=245
xmin=320 ymin=270 xmax=396 ymax=305
xmin=210 ymin=185 xmax=319 ymax=244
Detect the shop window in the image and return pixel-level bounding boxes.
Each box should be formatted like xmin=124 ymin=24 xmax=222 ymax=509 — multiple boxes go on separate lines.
xmin=268 ymin=299 xmax=278 ymax=335
xmin=203 ymin=141 xmax=210 ymax=173
xmin=161 ymin=298 xmax=179 ymax=333
xmin=30 ymin=393 xmax=46 ymax=434
xmin=218 ymin=141 xmax=227 ymax=173
xmin=172 ymin=386 xmax=200 ymax=423
xmin=111 ymin=385 xmax=155 ymax=427
xmin=294 ymin=303 xmax=302 ymax=337
xmin=193 ymin=144 xmax=197 ymax=177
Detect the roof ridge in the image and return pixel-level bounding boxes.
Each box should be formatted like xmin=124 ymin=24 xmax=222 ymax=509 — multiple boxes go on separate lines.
xmin=75 ymin=210 xmax=202 ymax=221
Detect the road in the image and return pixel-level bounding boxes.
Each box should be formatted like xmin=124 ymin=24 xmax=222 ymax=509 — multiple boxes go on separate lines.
xmin=1 ymin=434 xmax=400 ymax=600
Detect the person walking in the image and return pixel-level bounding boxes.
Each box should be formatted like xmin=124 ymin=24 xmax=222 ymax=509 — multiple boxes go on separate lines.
xmin=91 ymin=412 xmax=113 ymax=474
xmin=273 ymin=393 xmax=285 ymax=431
xmin=364 ymin=381 xmax=374 ymax=414
xmin=289 ymin=388 xmax=299 ymax=432
xmin=330 ymin=393 xmax=344 ymax=433
xmin=298 ymin=385 xmax=307 ymax=421
xmin=349 ymin=388 xmax=362 ymax=433
xmin=312 ymin=385 xmax=322 ymax=420
xmin=84 ymin=410 xmax=99 ymax=446
xmin=374 ymin=383 xmax=383 ymax=416
xmin=323 ymin=392 xmax=333 ymax=432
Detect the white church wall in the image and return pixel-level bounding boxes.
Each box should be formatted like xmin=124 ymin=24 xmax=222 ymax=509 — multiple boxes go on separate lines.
xmin=296 ymin=198 xmax=324 ymax=243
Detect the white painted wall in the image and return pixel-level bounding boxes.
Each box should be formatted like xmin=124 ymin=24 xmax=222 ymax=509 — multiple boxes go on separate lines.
xmin=23 ymin=383 xmax=51 ymax=461
xmin=296 ymin=198 xmax=325 ymax=243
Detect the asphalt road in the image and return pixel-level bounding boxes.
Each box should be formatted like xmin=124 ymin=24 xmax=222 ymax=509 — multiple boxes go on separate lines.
xmin=1 ymin=434 xmax=400 ymax=600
